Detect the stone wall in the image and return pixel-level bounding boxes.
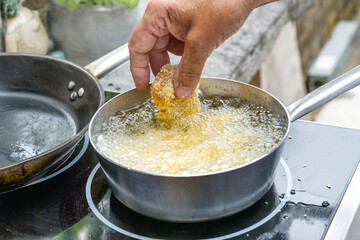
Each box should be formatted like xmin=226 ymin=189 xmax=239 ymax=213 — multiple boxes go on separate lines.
xmin=296 ymin=0 xmax=360 ymax=75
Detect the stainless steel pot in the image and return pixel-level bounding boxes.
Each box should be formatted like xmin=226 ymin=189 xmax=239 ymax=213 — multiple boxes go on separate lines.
xmin=89 ymin=50 xmax=360 ymax=222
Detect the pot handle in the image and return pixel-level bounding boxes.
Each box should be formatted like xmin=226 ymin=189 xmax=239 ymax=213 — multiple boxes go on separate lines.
xmin=287 ymin=65 xmax=360 ymax=122
xmin=84 ymin=43 xmax=130 ymax=79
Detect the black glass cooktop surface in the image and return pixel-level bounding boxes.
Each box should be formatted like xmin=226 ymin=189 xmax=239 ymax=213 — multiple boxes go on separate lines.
xmin=1 ymin=121 xmax=360 ymax=239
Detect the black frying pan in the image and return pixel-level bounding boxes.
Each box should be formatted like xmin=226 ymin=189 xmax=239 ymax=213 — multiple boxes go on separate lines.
xmin=0 ymin=44 xmax=129 ymax=192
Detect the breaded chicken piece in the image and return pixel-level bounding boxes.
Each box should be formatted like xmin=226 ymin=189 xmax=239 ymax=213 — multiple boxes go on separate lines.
xmin=151 ymin=64 xmax=200 ymax=121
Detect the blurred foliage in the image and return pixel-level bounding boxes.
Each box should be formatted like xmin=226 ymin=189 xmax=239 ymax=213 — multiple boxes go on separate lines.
xmin=57 ymin=0 xmax=138 ymax=11
xmin=1 ymin=0 xmax=21 ymax=19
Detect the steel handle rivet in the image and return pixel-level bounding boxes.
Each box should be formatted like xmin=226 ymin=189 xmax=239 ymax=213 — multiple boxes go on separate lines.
xmin=78 ymin=88 xmax=85 ymax=98
xmin=70 ymin=92 xmax=77 ymax=101
xmin=68 ymin=81 xmax=76 ymax=91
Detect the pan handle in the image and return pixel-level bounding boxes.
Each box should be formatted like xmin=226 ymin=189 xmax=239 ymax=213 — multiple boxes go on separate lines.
xmin=287 ymin=65 xmax=360 ymax=122
xmin=84 ymin=44 xmax=130 ymax=79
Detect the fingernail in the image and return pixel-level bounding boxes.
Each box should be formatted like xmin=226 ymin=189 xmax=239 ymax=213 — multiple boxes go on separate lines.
xmin=174 ymin=86 xmax=194 ymax=99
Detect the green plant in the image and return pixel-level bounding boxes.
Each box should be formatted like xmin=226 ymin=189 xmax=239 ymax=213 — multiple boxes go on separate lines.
xmin=1 ymin=0 xmax=21 ymax=19
xmin=57 ymin=0 xmax=138 ymax=11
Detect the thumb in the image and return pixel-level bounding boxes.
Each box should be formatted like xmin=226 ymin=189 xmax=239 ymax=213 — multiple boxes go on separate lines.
xmin=173 ymin=32 xmax=212 ymax=99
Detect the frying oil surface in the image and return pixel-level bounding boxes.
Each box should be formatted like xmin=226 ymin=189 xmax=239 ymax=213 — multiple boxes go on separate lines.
xmin=95 ymin=97 xmax=285 ymax=175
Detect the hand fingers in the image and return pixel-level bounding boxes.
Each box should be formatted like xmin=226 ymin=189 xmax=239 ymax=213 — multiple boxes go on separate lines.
xmin=128 ymin=19 xmax=158 ymax=90
xmin=149 ymin=35 xmax=171 ymax=76
xmin=166 ymin=36 xmax=185 ymax=56
xmin=149 ymin=35 xmax=185 ymax=76
xmin=149 ymin=50 xmax=170 ymax=77
xmin=173 ymin=31 xmax=213 ymax=99
xmin=130 ymin=52 xmax=151 ymax=90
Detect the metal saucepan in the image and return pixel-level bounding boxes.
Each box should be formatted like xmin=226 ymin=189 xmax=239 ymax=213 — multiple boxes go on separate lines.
xmin=0 ymin=44 xmax=129 ymax=192
xmin=89 ymin=48 xmax=360 ymax=222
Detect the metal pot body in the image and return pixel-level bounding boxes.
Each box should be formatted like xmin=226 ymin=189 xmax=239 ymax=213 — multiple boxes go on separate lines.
xmin=47 ymin=0 xmax=140 ymax=65
xmin=97 ymin=144 xmax=285 ymax=222
xmin=90 ymin=78 xmax=291 ymax=222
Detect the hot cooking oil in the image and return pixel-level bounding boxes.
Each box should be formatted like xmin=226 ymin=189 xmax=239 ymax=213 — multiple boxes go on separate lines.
xmin=95 ymin=96 xmax=285 ymax=175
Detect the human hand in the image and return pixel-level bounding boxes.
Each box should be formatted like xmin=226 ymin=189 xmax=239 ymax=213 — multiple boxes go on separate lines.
xmin=129 ymin=0 xmax=276 ymax=99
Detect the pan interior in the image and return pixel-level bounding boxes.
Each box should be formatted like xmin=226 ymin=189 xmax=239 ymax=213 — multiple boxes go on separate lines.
xmin=0 ymin=91 xmax=79 ymax=167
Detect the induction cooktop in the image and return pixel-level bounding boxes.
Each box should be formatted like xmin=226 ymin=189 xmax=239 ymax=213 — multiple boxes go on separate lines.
xmin=1 ymin=121 xmax=360 ymax=239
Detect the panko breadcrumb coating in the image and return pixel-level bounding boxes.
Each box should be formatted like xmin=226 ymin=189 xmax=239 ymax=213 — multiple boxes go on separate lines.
xmin=151 ymin=64 xmax=200 ymax=121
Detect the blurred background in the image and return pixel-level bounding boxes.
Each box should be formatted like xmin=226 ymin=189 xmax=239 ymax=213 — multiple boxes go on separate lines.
xmin=260 ymin=0 xmax=360 ymax=129
xmin=301 ymin=0 xmax=360 ymax=129
xmin=1 ymin=0 xmax=360 ymax=129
